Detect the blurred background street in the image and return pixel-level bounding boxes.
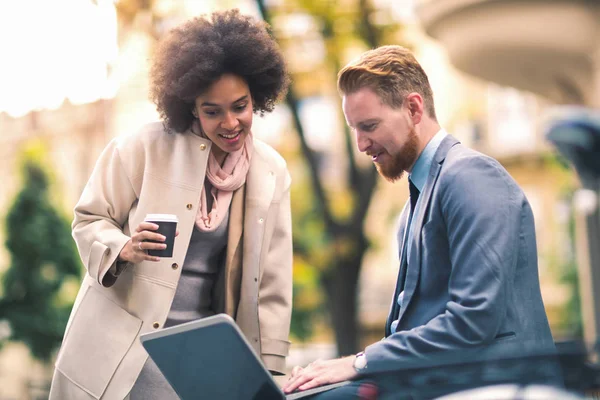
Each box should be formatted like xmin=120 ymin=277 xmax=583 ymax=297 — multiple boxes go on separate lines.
xmin=0 ymin=0 xmax=598 ymax=398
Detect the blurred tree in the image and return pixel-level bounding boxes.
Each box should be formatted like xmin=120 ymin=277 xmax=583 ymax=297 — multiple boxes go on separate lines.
xmin=114 ymin=0 xmax=164 ymax=40
xmin=0 ymin=144 xmax=82 ymax=361
xmin=256 ymin=0 xmax=407 ymax=355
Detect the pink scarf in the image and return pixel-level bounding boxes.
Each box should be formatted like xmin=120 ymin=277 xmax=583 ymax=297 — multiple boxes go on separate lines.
xmin=192 ymin=121 xmax=253 ymax=232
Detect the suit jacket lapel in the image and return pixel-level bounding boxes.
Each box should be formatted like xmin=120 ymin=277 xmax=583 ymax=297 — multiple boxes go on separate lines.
xmin=397 ymin=135 xmax=460 ymax=324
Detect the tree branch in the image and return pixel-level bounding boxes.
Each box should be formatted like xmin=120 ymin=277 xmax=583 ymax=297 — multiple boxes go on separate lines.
xmin=257 ymin=0 xmax=338 ymax=232
xmin=353 ymin=167 xmax=378 ymax=231
xmin=327 ymin=49 xmax=362 ymax=191
xmin=286 ymin=89 xmax=338 ymax=231
xmin=358 ymin=0 xmax=379 ymax=48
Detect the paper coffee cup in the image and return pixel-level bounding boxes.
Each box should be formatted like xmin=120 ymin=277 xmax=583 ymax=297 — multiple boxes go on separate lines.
xmin=144 ymin=214 xmax=178 ymax=258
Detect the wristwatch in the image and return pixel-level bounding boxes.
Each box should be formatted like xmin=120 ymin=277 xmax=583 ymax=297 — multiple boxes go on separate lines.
xmin=353 ymin=351 xmax=368 ymax=373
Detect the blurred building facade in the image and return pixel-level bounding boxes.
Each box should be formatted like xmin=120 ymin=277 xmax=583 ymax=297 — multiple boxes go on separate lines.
xmin=417 ymin=0 xmax=600 ymax=106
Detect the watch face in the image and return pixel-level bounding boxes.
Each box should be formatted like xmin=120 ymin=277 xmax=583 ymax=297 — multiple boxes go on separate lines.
xmin=355 ymin=353 xmax=367 ymax=370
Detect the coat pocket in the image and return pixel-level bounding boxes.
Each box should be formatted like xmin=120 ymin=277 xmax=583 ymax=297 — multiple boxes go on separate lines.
xmin=55 ymin=286 xmax=142 ymax=399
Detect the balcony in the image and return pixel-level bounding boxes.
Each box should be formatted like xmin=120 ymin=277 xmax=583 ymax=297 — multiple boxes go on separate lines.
xmin=416 ymin=0 xmax=600 ymax=106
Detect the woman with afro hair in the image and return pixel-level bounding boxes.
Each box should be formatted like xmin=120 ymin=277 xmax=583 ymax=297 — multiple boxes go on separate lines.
xmin=50 ymin=9 xmax=293 ymax=399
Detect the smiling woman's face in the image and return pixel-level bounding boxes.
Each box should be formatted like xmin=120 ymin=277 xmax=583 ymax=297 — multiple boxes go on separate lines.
xmin=194 ymin=74 xmax=253 ymax=160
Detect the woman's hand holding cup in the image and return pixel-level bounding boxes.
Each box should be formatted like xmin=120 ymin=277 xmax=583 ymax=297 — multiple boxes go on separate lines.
xmin=118 ymin=214 xmax=179 ymax=264
xmin=118 ymin=222 xmax=166 ymax=263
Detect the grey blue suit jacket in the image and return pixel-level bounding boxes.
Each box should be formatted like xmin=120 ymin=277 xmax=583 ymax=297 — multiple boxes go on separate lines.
xmin=364 ymin=135 xmax=555 ymax=374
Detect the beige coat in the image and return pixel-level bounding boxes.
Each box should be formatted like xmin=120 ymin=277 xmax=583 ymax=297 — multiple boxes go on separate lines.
xmin=49 ymin=122 xmax=293 ymax=399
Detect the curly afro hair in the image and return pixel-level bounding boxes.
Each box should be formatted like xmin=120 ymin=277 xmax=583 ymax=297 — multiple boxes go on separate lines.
xmin=149 ymin=9 xmax=290 ymax=133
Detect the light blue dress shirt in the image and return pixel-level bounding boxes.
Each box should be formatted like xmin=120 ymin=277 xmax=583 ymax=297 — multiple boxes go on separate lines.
xmin=390 ymin=129 xmax=447 ymax=333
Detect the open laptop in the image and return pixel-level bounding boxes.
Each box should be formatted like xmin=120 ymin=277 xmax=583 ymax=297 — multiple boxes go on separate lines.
xmin=140 ymin=314 xmax=350 ymax=399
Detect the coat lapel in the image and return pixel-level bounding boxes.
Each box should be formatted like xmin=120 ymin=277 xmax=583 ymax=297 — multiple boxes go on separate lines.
xmin=234 ymin=148 xmax=276 ymax=353
xmin=210 ymin=141 xmax=276 ymax=323
xmin=397 ymin=135 xmax=460 ymax=323
xmin=223 ymin=185 xmax=245 ymax=318
xmin=243 ymin=151 xmax=276 ymax=275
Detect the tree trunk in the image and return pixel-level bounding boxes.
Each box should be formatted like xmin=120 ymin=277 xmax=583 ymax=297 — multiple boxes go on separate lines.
xmin=322 ymin=233 xmax=369 ymax=356
xmin=256 ymin=0 xmax=379 ymax=355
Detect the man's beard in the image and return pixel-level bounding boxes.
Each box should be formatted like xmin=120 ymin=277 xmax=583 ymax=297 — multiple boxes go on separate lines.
xmin=375 ymin=128 xmax=419 ymax=183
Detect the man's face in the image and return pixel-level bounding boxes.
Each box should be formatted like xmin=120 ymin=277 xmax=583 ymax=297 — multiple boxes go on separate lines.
xmin=342 ymin=88 xmax=419 ymax=182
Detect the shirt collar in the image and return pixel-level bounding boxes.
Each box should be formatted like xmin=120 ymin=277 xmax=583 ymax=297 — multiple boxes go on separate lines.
xmin=409 ymin=129 xmax=447 ymax=192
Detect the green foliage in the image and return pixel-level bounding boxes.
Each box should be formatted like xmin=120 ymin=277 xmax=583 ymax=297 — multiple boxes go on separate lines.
xmin=559 ymin=259 xmax=583 ymax=339
xmin=284 ymin=150 xmax=328 ymax=340
xmin=557 ymin=192 xmax=583 ymax=339
xmin=290 ymin=256 xmax=325 ymax=341
xmin=547 ymin=153 xmax=583 ymax=338
xmin=0 ymin=146 xmax=82 ymax=361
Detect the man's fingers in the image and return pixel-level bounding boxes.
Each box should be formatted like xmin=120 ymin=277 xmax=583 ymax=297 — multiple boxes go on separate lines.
xmin=290 ymin=366 xmax=303 ymax=378
xmin=299 ymin=377 xmax=324 ymax=391
xmin=284 ymin=376 xmax=309 ymax=393
xmin=284 ymin=369 xmax=315 ymax=393
xmin=284 ymin=373 xmax=303 ymax=392
xmin=290 ymin=374 xmax=321 ymax=393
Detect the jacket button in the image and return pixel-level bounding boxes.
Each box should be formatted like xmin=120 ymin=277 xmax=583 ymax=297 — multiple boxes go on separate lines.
xmin=153 ymin=322 xmax=160 ymax=329
xmin=258 ymin=218 xmax=264 ymax=223
xmin=172 ymin=263 xmax=178 ymax=270
xmin=200 ymin=144 xmax=207 ymax=151
xmin=186 ymin=203 xmax=193 ymax=210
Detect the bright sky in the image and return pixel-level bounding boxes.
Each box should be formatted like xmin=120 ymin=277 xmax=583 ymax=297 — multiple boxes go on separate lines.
xmin=0 ymin=0 xmax=424 ymax=151
xmin=0 ymin=0 xmax=118 ymax=117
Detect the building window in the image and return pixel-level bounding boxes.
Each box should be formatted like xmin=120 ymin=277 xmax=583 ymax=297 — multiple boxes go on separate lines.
xmin=486 ymin=86 xmax=537 ymax=156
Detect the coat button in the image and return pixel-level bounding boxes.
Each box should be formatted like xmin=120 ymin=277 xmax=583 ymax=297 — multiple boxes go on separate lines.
xmin=172 ymin=263 xmax=178 ymax=270
xmin=258 ymin=218 xmax=264 ymax=223
xmin=153 ymin=322 xmax=160 ymax=329
xmin=200 ymin=144 xmax=207 ymax=151
xmin=186 ymin=203 xmax=193 ymax=210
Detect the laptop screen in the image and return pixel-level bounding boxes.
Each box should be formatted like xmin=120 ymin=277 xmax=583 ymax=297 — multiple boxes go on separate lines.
xmin=141 ymin=316 xmax=283 ymax=400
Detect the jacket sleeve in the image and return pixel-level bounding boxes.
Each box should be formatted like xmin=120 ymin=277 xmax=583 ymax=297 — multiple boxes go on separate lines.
xmin=364 ymin=155 xmax=521 ymax=373
xmin=258 ymin=169 xmax=293 ymax=375
xmin=72 ymin=139 xmax=137 ymax=288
